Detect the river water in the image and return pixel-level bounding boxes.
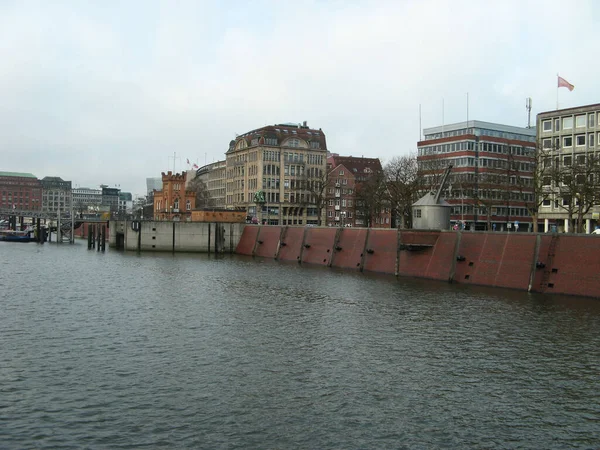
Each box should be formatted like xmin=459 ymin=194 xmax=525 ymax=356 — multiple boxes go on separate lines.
xmin=1 ymin=241 xmax=599 ymax=449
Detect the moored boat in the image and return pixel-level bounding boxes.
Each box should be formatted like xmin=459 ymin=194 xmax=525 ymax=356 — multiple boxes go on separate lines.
xmin=0 ymin=228 xmax=36 ymax=243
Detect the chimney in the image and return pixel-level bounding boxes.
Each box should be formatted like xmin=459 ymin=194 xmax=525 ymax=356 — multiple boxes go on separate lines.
xmin=303 ymin=121 xmax=307 ymax=128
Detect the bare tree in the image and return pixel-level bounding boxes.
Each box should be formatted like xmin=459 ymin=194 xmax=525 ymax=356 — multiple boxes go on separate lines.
xmin=384 ymin=154 xmax=420 ymax=228
xmin=302 ymin=166 xmax=329 ymax=226
xmin=555 ymin=152 xmax=600 ymax=232
xmin=354 ymin=171 xmax=388 ymax=227
xmin=187 ymin=177 xmax=210 ymax=208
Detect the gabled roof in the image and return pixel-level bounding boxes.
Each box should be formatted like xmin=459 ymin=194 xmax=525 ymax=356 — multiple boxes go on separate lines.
xmin=327 ymin=155 xmax=382 ymax=175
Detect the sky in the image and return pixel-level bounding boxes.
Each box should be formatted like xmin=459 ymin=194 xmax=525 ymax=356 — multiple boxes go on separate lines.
xmin=1 ymin=0 xmax=599 ymax=197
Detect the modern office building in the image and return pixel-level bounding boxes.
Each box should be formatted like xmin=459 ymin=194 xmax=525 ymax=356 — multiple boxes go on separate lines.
xmin=118 ymin=192 xmax=133 ymax=216
xmin=537 ymin=103 xmax=600 ymax=232
xmin=225 ymin=122 xmax=328 ymax=225
xmin=0 ymin=172 xmax=42 ymax=211
xmin=101 ymin=187 xmax=120 ymax=213
xmin=146 ymin=177 xmax=162 ymax=195
xmin=325 ymin=155 xmax=391 ymax=228
xmin=417 ymin=120 xmax=537 ymax=231
xmin=40 ymin=176 xmax=72 ymax=213
xmin=72 ymin=187 xmax=102 ymax=209
xmin=196 ymin=160 xmax=227 ymax=208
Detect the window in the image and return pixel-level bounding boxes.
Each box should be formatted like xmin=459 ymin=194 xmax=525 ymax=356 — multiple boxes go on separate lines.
xmin=339 ymin=170 xmax=344 ymax=175
xmin=542 ymin=199 xmax=551 ymax=207
xmin=576 ymin=135 xmax=586 ymax=146
xmin=563 ymin=136 xmax=572 ymax=147
xmin=310 ymin=141 xmax=320 ymax=149
xmin=563 ymin=156 xmax=572 ymax=166
xmin=543 ymin=120 xmax=552 ymax=132
xmin=589 ymin=113 xmax=595 ymax=128
xmin=543 ymin=139 xmax=552 ymax=149
xmin=186 ymin=200 xmax=191 ymax=210
xmin=265 ymin=137 xmax=277 ymax=145
xmin=286 ymin=138 xmax=299 ymax=148
xmin=590 ymin=133 xmax=595 ymax=147
xmin=554 ymin=118 xmax=560 ymax=131
xmin=576 ymin=154 xmax=585 ymax=165
xmin=414 ymin=209 xmax=421 ymax=218
xmin=575 ymin=115 xmax=586 ymax=128
xmin=563 ymin=117 xmax=573 ymax=130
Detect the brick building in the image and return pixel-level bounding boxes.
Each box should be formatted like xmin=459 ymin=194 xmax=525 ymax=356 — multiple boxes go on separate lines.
xmin=0 ymin=171 xmax=42 ymax=211
xmin=326 ymin=155 xmax=391 ymax=228
xmin=153 ymin=171 xmax=196 ymax=221
xmin=417 ymin=120 xmax=537 ymax=231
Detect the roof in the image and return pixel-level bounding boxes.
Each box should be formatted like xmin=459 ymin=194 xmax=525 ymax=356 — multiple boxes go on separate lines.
xmin=231 ymin=122 xmax=327 ymax=151
xmin=538 ymin=102 xmax=600 ymax=117
xmin=423 ymin=120 xmax=536 ymax=138
xmin=0 ymin=171 xmax=37 ymax=178
xmin=327 ymin=155 xmax=383 ymax=175
xmin=413 ymin=191 xmax=451 ymax=207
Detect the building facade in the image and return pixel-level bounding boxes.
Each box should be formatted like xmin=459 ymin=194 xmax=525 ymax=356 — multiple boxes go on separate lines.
xmin=118 ymin=192 xmax=133 ymax=216
xmin=417 ymin=120 xmax=536 ymax=231
xmin=537 ymin=103 xmax=600 ymax=233
xmin=72 ymin=187 xmax=102 ymax=211
xmin=0 ymin=172 xmax=42 ymax=211
xmin=225 ymin=122 xmax=328 ymax=225
xmin=40 ymin=176 xmax=72 ymax=213
xmin=325 ymin=155 xmax=391 ymax=228
xmin=153 ymin=171 xmax=196 ymax=221
xmin=101 ymin=187 xmax=120 ymax=214
xmin=196 ymin=160 xmax=227 ymax=208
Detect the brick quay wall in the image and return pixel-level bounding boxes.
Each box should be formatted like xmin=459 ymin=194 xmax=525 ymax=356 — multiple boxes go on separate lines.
xmin=235 ymin=225 xmax=600 ymax=299
xmin=109 ymin=221 xmax=600 ymax=299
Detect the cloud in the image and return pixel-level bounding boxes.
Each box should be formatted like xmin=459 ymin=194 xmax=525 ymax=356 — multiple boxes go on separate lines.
xmin=0 ymin=0 xmax=599 ymax=195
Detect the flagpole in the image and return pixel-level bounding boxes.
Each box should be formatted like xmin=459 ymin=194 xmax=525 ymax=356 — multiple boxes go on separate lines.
xmin=556 ymin=73 xmax=559 ymax=110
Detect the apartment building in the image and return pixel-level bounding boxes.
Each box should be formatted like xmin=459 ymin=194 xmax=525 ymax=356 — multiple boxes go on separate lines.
xmin=326 ymin=155 xmax=391 ymax=228
xmin=537 ymin=103 xmax=600 ymax=232
xmin=417 ymin=120 xmax=536 ymax=231
xmin=225 ymin=122 xmax=327 ymax=225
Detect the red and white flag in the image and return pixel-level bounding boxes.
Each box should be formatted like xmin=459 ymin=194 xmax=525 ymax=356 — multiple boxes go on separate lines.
xmin=558 ymin=75 xmax=574 ymax=91
xmin=192 ymin=163 xmax=198 ymax=169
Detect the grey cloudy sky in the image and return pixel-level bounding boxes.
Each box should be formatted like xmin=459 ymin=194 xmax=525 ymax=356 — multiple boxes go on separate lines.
xmin=1 ymin=0 xmax=599 ymax=196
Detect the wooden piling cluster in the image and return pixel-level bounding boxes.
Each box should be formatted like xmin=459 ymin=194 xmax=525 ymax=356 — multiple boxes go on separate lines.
xmin=88 ymin=223 xmax=107 ymax=251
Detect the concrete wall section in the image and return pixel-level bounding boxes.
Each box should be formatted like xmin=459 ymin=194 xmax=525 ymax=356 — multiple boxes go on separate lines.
xmin=254 ymin=226 xmax=283 ymax=259
xmin=330 ymin=228 xmax=368 ymax=270
xmin=301 ymin=227 xmax=337 ymax=266
xmin=174 ymin=222 xmax=211 ymax=252
xmin=235 ymin=225 xmax=259 ymax=256
xmin=277 ymin=227 xmax=305 ymax=262
xmin=362 ymin=229 xmax=398 ymax=275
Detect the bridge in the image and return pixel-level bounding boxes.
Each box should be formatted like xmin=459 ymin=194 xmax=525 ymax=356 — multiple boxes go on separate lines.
xmin=0 ymin=207 xmax=109 ymax=222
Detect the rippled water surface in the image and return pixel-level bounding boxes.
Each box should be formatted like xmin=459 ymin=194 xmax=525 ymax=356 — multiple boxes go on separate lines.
xmin=1 ymin=241 xmax=599 ymax=449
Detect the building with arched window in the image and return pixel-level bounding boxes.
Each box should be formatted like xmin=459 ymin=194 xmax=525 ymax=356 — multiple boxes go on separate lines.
xmin=153 ymin=171 xmax=196 ymax=221
xmin=225 ymin=122 xmax=328 ymax=225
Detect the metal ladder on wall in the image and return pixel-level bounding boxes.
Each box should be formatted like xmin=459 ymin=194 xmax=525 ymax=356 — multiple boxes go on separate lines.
xmin=540 ymin=234 xmax=559 ymax=292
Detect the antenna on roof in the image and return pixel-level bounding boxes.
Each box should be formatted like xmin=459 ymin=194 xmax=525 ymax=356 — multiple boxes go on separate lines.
xmin=526 ymin=97 xmax=532 ymax=128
